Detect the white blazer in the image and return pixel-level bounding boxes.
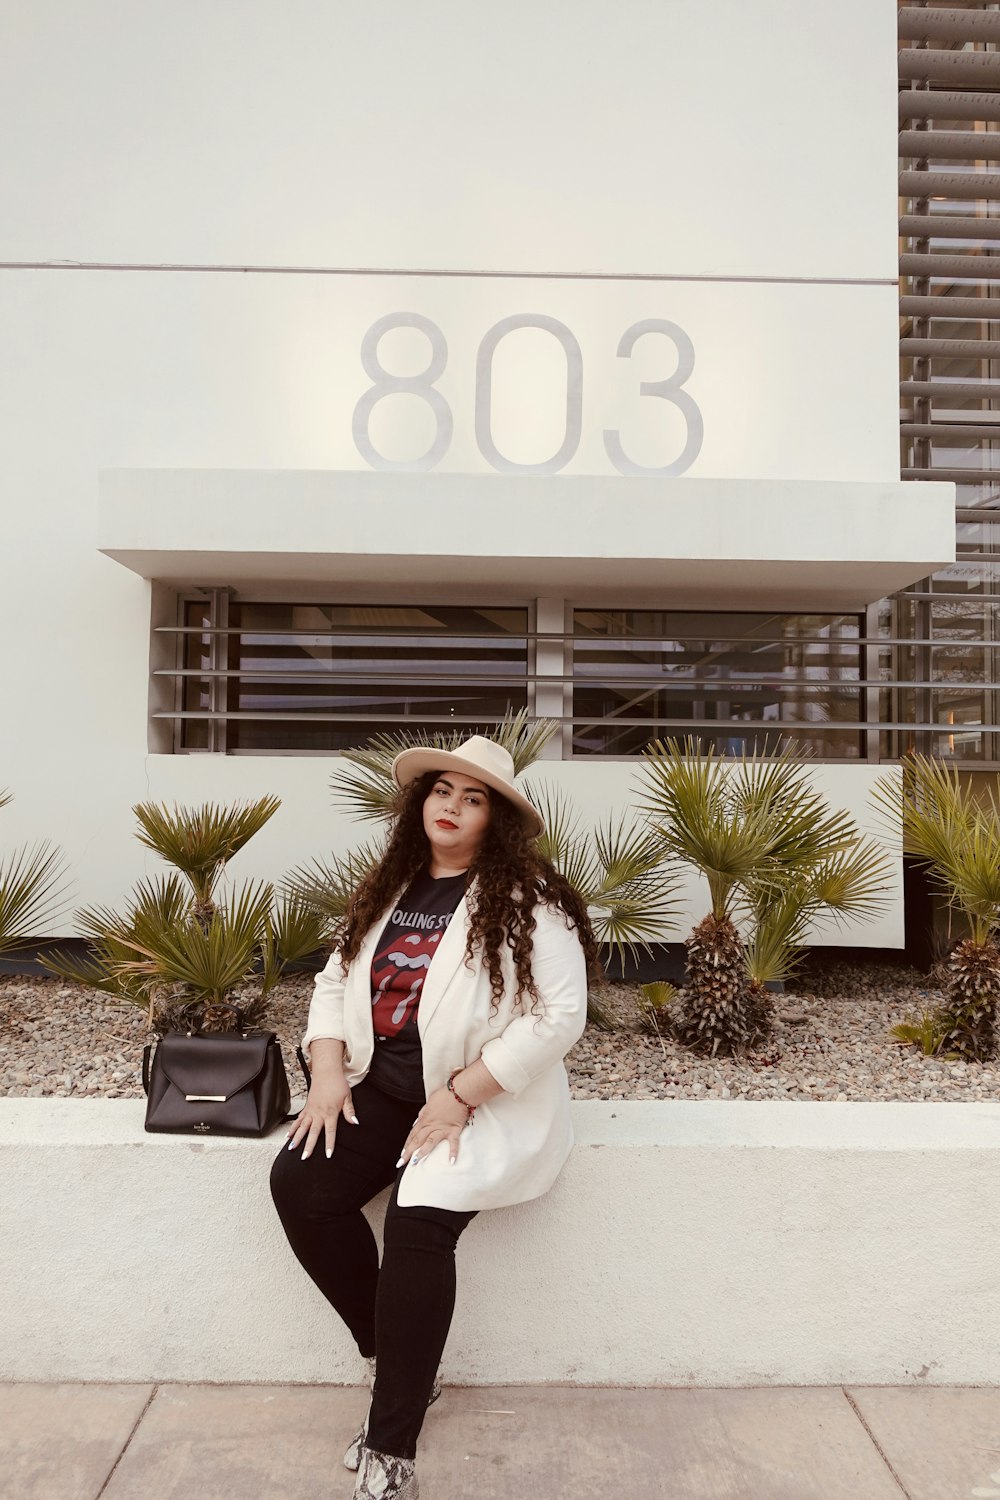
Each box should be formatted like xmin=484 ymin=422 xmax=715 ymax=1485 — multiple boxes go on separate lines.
xmin=302 ymin=891 xmax=588 ymax=1211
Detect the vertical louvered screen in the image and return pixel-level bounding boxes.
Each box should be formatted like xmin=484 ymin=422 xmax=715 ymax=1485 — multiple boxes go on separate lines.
xmin=894 ymin=2 xmax=1000 ymax=766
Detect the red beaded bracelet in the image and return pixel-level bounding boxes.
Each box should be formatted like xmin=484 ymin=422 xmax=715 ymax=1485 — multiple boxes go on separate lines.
xmin=447 ymin=1070 xmax=476 ymax=1123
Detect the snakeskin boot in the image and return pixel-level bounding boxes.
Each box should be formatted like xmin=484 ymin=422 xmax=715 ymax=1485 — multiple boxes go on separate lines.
xmin=344 ymin=1363 xmax=442 ymax=1472
xmin=353 ymin=1447 xmax=419 ymax=1500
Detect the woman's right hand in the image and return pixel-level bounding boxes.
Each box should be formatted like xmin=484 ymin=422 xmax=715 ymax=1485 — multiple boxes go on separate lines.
xmin=286 ymin=1045 xmax=358 ymax=1160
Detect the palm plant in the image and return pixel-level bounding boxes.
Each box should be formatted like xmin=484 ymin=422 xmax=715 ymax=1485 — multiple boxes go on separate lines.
xmin=636 ymin=980 xmax=679 ymax=1051
xmin=891 ymin=1009 xmax=958 ymax=1058
xmin=637 ymin=739 xmax=892 ymax=1057
xmin=874 ymin=754 xmax=1000 ymax=1061
xmin=43 ymin=798 xmax=324 ymax=1033
xmin=0 ymin=789 xmax=71 ymax=956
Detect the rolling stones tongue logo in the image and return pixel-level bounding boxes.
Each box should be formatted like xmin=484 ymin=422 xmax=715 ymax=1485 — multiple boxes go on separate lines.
xmin=371 ymin=930 xmax=444 ymax=1036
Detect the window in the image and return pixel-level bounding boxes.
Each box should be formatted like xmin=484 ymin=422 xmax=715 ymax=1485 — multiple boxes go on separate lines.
xmin=571 ymin=610 xmax=863 ymax=758
xmin=170 ymin=598 xmax=529 ymax=753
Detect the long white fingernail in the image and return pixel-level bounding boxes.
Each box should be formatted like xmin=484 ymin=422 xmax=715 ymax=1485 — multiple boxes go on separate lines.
xmin=302 ymin=1150 xmax=311 ymax=1160
xmin=449 ymin=1154 xmax=456 ymax=1165
xmin=395 ymin=1154 xmax=406 ymax=1168
xmin=287 ymin=1140 xmax=296 ymax=1150
xmin=326 ymin=1148 xmax=333 ymax=1159
xmin=348 ymin=1113 xmax=359 ymax=1125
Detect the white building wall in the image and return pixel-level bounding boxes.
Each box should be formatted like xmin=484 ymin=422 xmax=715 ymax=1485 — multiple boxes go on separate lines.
xmin=0 ymin=1 xmax=915 ymax=943
xmin=1 ymin=1 xmax=898 ymax=279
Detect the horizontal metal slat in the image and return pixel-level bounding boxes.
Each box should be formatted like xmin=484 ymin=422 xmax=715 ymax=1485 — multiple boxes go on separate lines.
xmin=901 ymin=380 xmax=1000 ymax=399
xmin=161 ymin=628 xmax=863 ymax=648
xmin=901 ymin=423 xmax=1000 ymax=439
xmin=899 ymin=89 xmax=1000 ymax=123
xmin=902 ymin=466 xmax=1000 ymax=482
xmin=159 ymin=626 xmax=532 ymax=640
xmin=900 ymin=293 xmax=1000 ymax=317
xmin=900 ymin=168 xmax=1000 ymax=200
xmin=898 ymin=7 xmax=1000 ymax=44
xmin=150 ymin=712 xmax=985 ymax=735
xmin=153 ymin=678 xmax=1000 ymax=693
xmin=900 ymin=213 xmax=1000 ymax=240
xmin=899 ymin=129 xmax=1000 ymax=162
xmin=897 ymin=588 xmax=1000 ymax=600
xmin=899 ymin=49 xmax=1000 ymax=86
xmin=900 ymin=251 xmax=1000 ymax=278
xmin=160 ymin=670 xmax=532 ymax=686
xmin=159 ymin=710 xmax=531 ymax=725
xmin=164 ymin=684 xmax=875 ymax=699
xmin=901 ymin=336 xmax=1000 ymax=356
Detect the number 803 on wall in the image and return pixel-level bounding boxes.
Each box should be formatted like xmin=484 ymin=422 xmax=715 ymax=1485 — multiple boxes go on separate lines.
xmin=351 ymin=313 xmax=704 ymax=476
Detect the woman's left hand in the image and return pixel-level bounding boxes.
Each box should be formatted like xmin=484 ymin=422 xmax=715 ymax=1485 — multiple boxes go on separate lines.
xmin=398 ymin=1085 xmax=471 ymax=1168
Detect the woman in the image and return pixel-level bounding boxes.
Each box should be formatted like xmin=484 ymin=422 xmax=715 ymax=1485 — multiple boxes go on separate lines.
xmin=270 ymin=734 xmax=595 ymax=1500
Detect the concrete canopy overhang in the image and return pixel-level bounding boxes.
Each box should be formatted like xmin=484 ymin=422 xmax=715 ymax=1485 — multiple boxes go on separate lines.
xmin=98 ymin=470 xmax=956 ymax=610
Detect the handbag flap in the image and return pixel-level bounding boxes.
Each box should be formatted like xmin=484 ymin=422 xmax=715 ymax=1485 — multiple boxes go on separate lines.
xmin=156 ymin=1031 xmax=275 ymax=1101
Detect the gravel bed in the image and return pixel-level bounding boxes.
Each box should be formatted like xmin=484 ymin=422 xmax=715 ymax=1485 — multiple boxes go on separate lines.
xmin=1 ymin=962 xmax=999 ymax=1104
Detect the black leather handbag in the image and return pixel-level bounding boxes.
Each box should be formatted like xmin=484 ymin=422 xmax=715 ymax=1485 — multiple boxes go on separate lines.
xmin=141 ymin=1030 xmax=308 ymax=1137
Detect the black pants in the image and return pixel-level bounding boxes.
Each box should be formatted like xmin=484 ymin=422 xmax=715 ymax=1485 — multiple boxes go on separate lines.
xmin=269 ymin=1077 xmax=477 ymax=1460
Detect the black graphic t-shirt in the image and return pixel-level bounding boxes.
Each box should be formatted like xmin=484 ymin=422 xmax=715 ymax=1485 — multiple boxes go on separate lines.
xmin=366 ymin=868 xmax=468 ymax=1102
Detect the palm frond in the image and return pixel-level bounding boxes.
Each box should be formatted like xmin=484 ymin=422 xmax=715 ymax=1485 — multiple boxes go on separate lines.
xmin=529 ymin=782 xmax=598 ymax=895
xmin=873 ymin=757 xmax=974 ymax=862
xmin=129 ymin=875 xmax=191 ymax=929
xmin=131 ymin=798 xmax=281 ymax=901
xmin=109 ymin=880 xmax=275 ymax=1003
xmin=591 ymin=815 xmax=668 ymax=894
xmin=805 ymin=840 xmax=894 ymax=929
xmin=0 ymin=788 xmax=12 ymax=810
xmin=732 ymin=751 xmax=861 ymax=875
xmin=640 ymin=980 xmax=678 ymax=1009
xmin=331 ymin=710 xmax=557 ymax=822
xmin=743 ymin=891 xmax=813 ymax=988
xmin=41 ymin=875 xmax=192 ymax=993
xmin=873 ymin=756 xmax=1000 ymax=943
xmin=585 ymin=989 xmax=618 ymax=1031
xmin=590 ymin=891 xmax=677 ymax=973
xmin=284 ymin=837 xmax=386 ymax=925
xmin=41 ymin=926 xmax=155 ymax=1004
xmin=585 ymin=813 xmax=683 ymax=971
xmin=890 ymin=1009 xmax=961 ymax=1058
xmin=0 ymin=841 xmax=72 ymax=954
xmin=270 ymin=894 xmax=329 ymax=963
xmin=635 ymin=738 xmax=776 ymax=917
xmin=530 ymin=789 xmax=681 ymax=968
xmin=636 ymin=981 xmax=678 ymax=1043
xmin=941 ymin=816 xmax=1000 ymax=943
xmin=41 ymin=945 xmax=122 ymax=996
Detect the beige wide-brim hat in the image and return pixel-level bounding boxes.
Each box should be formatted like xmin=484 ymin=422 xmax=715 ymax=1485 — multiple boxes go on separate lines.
xmin=391 ymin=734 xmax=545 ymax=839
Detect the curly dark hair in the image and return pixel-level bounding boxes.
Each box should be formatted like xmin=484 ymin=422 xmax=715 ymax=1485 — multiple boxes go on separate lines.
xmin=335 ymin=770 xmax=599 ymax=1007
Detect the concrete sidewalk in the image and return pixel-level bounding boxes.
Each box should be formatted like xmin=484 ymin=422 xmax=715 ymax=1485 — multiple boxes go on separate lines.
xmin=2 ymin=1382 xmax=999 ymax=1500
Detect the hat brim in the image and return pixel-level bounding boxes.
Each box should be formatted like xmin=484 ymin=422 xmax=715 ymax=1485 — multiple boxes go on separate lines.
xmin=391 ymin=746 xmax=545 ymax=839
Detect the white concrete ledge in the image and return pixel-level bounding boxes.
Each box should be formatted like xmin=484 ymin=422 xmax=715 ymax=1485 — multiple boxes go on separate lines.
xmin=98 ymin=469 xmax=956 ymax=610
xmin=3 ymin=1098 xmax=1000 ymax=1387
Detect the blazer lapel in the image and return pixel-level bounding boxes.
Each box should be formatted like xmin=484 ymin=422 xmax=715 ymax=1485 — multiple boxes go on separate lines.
xmin=344 ymin=900 xmax=394 ymax=1029
xmin=416 ymin=895 xmax=472 ymax=1034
